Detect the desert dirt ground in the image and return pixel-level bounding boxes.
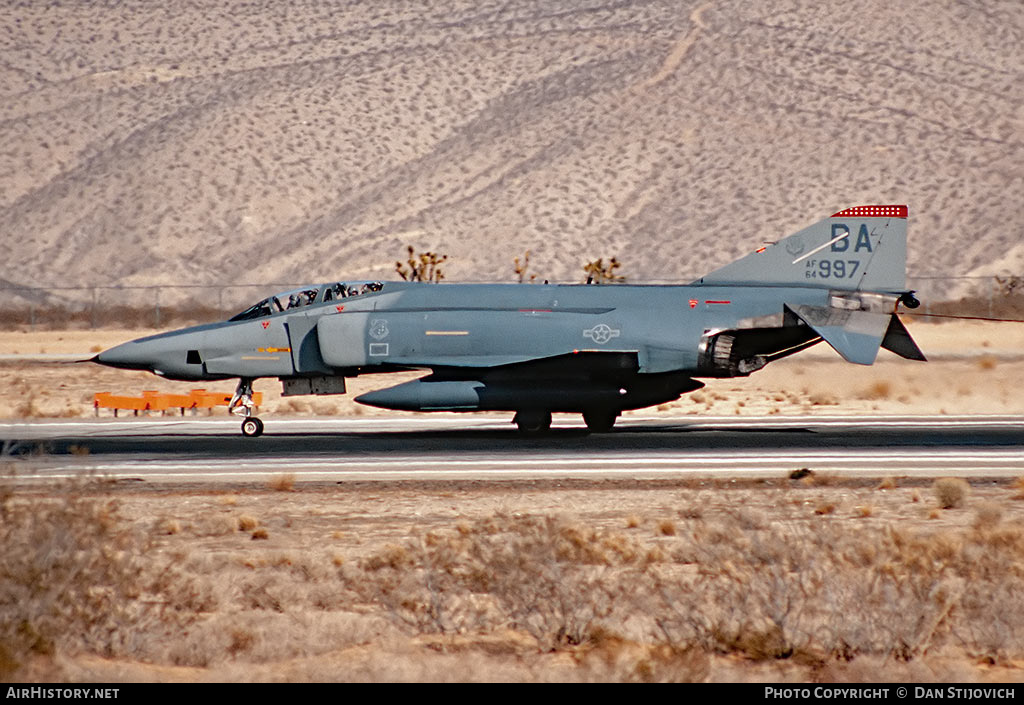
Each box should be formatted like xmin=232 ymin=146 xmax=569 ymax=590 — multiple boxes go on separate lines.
xmin=3 ymin=319 xmax=1024 ymax=683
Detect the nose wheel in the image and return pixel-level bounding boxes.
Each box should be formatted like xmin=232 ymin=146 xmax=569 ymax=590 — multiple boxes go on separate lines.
xmin=241 ymin=417 xmax=264 ymax=438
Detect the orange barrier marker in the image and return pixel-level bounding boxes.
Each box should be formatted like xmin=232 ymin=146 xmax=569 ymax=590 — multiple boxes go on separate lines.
xmin=94 ymin=390 xmax=262 ymax=417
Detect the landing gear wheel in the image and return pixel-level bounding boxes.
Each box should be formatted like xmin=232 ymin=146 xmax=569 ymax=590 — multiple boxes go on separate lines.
xmin=241 ymin=417 xmax=264 ymax=438
xmin=514 ymin=410 xmax=552 ymax=434
xmin=583 ymin=410 xmax=619 ymax=433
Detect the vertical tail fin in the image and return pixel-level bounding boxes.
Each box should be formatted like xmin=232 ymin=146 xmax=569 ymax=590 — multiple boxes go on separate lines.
xmin=696 ymin=205 xmax=908 ymax=293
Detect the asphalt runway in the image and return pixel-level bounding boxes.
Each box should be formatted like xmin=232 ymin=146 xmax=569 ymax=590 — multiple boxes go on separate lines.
xmin=2 ymin=414 xmax=1023 ymax=484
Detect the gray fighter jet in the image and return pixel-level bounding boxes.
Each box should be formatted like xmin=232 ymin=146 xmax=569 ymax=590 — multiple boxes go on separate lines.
xmin=95 ymin=205 xmax=924 ymax=436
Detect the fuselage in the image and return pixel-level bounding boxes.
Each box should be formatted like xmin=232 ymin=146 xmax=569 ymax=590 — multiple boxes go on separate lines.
xmin=95 ymin=280 xmax=832 ymax=384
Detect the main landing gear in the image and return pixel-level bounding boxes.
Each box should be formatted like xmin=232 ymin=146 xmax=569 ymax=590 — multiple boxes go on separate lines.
xmin=229 ymin=378 xmax=264 ymax=437
xmin=513 ymin=410 xmax=552 ymax=434
xmin=512 ymin=409 xmax=621 ymax=434
xmin=583 ymin=409 xmax=619 ymax=433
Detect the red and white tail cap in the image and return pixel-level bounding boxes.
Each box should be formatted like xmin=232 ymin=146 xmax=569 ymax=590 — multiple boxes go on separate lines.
xmin=831 ymin=205 xmax=907 ymax=218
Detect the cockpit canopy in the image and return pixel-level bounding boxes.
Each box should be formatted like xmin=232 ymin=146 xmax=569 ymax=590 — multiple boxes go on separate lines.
xmin=229 ymin=281 xmax=384 ymax=322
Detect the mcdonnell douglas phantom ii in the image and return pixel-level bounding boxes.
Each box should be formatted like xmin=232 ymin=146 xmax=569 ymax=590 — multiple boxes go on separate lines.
xmin=95 ymin=205 xmax=925 ymax=436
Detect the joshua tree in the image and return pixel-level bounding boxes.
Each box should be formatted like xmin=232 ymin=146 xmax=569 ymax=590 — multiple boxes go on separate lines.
xmin=514 ymin=251 xmax=538 ymax=283
xmin=396 ymin=245 xmax=448 ymax=283
xmin=583 ymin=257 xmax=625 ymax=284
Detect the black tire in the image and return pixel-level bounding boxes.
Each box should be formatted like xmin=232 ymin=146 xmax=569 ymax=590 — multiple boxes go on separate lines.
xmin=241 ymin=417 xmax=264 ymax=437
xmin=514 ymin=410 xmax=552 ymax=434
xmin=583 ymin=409 xmax=618 ymax=433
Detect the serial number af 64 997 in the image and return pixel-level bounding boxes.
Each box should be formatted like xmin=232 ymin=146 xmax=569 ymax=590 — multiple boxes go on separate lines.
xmin=804 ymin=259 xmax=861 ymax=279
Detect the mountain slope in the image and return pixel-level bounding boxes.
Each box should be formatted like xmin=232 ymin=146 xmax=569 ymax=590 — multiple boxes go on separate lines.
xmin=2 ymin=0 xmax=1022 ymax=300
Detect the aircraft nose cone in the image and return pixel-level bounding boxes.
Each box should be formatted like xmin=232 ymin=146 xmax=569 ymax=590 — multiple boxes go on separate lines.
xmin=94 ymin=341 xmax=153 ymax=371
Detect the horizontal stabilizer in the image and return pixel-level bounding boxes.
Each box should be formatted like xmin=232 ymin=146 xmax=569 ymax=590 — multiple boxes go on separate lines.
xmin=881 ymin=315 xmax=927 ymax=361
xmin=786 ymin=304 xmax=890 ymax=365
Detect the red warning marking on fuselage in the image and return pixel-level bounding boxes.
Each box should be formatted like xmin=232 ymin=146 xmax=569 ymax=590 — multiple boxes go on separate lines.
xmin=704 ymin=300 xmax=731 ymax=305
xmin=261 ymin=321 xmax=270 ymax=329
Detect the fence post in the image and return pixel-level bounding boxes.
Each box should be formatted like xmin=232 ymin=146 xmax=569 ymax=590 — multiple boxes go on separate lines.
xmin=155 ymin=288 xmax=161 ymax=328
xmin=91 ymin=287 xmax=98 ymax=329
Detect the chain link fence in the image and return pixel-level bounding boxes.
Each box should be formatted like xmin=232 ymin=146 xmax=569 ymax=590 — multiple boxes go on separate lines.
xmin=0 ymin=276 xmax=1018 ymax=329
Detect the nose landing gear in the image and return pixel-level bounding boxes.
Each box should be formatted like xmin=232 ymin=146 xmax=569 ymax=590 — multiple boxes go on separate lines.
xmin=229 ymin=378 xmax=264 ymax=437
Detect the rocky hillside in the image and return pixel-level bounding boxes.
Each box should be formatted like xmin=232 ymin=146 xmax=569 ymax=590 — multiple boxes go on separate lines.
xmin=2 ymin=0 xmax=1021 ymax=301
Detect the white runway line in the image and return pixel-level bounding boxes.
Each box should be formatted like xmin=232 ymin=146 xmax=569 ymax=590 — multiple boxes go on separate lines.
xmin=22 ymin=450 xmax=1024 ymax=482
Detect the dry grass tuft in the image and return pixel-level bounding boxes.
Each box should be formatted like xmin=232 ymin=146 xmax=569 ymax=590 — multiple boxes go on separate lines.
xmin=934 ymin=478 xmax=971 ymax=509
xmin=657 ymin=520 xmax=676 ymax=536
xmin=860 ymin=381 xmax=893 ymax=400
xmin=814 ymin=503 xmax=836 ymax=516
xmin=876 ymin=477 xmax=897 ymax=490
xmin=238 ymin=515 xmax=259 ymax=531
xmin=807 ymin=392 xmax=838 ymax=406
xmin=14 ymin=395 xmax=42 ymax=418
xmin=268 ymin=473 xmax=296 ymax=492
xmin=799 ymin=471 xmax=839 ymax=487
xmin=250 ymin=529 xmax=269 ymax=540
xmin=977 ymin=355 xmax=998 ymax=371
xmin=1011 ymin=477 xmax=1024 ymax=501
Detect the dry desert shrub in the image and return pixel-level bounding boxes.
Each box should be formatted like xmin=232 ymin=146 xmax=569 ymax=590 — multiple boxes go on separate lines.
xmin=0 ymin=479 xmax=207 ymax=678
xmin=934 ymin=478 xmax=970 ymax=509
xmin=354 ymin=514 xmax=650 ymax=650
xmin=351 ymin=508 xmax=1023 ymax=663
xmin=973 ymin=502 xmax=1003 ymax=530
xmin=633 ymin=512 xmax=1024 ymax=663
